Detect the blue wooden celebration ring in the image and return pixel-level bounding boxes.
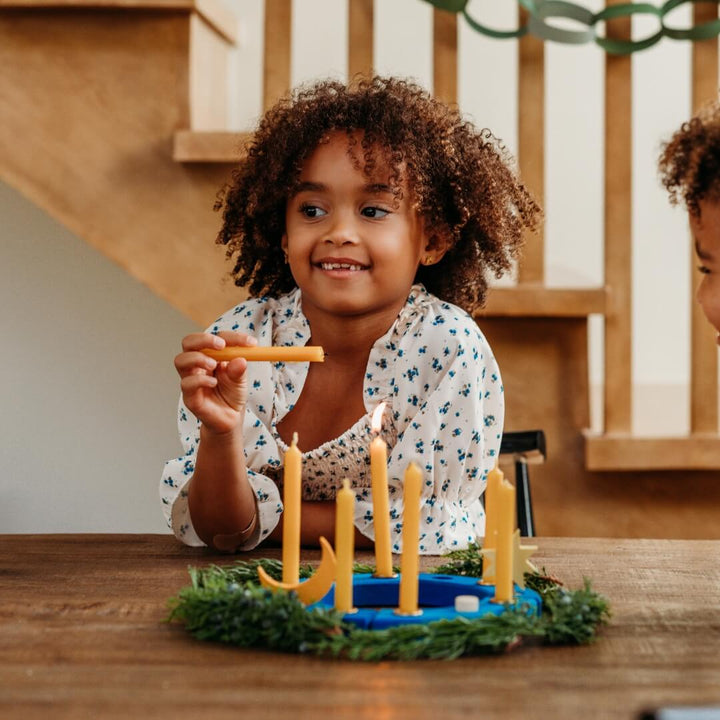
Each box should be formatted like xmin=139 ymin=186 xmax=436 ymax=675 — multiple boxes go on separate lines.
xmin=310 ymin=573 xmax=542 ymax=630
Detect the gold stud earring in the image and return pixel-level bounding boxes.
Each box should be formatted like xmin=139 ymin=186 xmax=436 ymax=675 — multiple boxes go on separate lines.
xmin=423 ymin=255 xmax=434 ymax=266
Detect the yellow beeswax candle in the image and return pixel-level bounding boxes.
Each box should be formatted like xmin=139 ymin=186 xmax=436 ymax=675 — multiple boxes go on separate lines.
xmin=282 ymin=432 xmax=302 ymax=585
xmin=201 ymin=346 xmax=325 ymax=363
xmin=482 ymin=464 xmax=503 ymax=582
xmin=493 ymin=477 xmax=516 ymax=603
xmin=334 ymin=479 xmax=356 ymax=614
xmin=370 ymin=403 xmax=393 ymax=578
xmin=397 ymin=462 xmax=422 ymax=615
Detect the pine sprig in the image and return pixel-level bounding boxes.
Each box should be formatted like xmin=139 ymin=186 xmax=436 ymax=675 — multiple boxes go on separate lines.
xmin=432 ymin=542 xmax=485 ymax=577
xmin=537 ymin=579 xmax=611 ymax=645
xmin=188 ymin=558 xmax=315 ymax=588
xmin=169 ymin=581 xmax=347 ymax=652
xmin=313 ymin=609 xmax=540 ymax=661
xmin=351 ymin=561 xmax=400 ymax=575
xmin=525 ymin=568 xmax=565 ymax=595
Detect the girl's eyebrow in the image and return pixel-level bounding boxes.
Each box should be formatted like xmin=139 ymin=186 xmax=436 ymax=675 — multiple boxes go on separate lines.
xmin=364 ymin=183 xmax=394 ymax=194
xmin=292 ymin=181 xmax=326 ymax=196
xmin=291 ymin=181 xmax=394 ymax=196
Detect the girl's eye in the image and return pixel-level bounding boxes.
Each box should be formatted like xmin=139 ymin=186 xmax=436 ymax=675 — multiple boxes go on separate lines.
xmin=300 ymin=204 xmax=326 ymax=218
xmin=698 ymin=265 xmax=711 ymax=275
xmin=361 ymin=206 xmax=389 ymax=219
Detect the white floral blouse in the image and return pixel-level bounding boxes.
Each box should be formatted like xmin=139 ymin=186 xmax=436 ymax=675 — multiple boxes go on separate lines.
xmin=160 ymin=284 xmax=504 ymax=555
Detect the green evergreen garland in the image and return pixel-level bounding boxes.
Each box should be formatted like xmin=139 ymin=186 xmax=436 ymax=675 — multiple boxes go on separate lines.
xmin=168 ymin=544 xmax=610 ymax=661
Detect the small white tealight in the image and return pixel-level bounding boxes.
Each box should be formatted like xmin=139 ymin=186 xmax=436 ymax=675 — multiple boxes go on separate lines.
xmin=454 ymin=595 xmax=480 ymax=614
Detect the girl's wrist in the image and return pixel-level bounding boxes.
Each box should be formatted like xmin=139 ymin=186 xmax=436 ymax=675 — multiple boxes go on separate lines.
xmin=199 ymin=411 xmax=246 ymax=445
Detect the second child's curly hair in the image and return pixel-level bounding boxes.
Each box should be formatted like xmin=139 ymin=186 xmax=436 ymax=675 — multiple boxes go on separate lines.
xmin=215 ymin=76 xmax=541 ymax=312
xmin=659 ymin=101 xmax=720 ymax=216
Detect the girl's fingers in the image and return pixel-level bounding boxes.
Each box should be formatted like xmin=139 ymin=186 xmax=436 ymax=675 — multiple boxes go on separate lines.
xmin=181 ymin=333 xmax=226 ymax=352
xmin=176 ymin=332 xmax=253 ymax=414
xmin=180 ymin=373 xmax=218 ymax=394
xmin=178 ymin=332 xmax=256 ymax=374
xmin=223 ymin=357 xmax=249 ymax=382
xmin=215 ymin=330 xmax=258 ymax=347
xmin=174 ymin=351 xmax=217 ymax=376
xmin=214 ymin=362 xmax=248 ymax=409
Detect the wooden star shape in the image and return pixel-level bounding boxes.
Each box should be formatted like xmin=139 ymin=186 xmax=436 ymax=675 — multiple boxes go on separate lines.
xmin=479 ymin=548 xmax=496 ymax=584
xmin=512 ymin=529 xmax=538 ymax=589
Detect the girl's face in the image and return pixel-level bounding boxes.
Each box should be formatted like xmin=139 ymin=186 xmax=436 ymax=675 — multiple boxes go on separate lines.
xmin=689 ymin=199 xmax=720 ymax=343
xmin=283 ymin=131 xmax=435 ymax=323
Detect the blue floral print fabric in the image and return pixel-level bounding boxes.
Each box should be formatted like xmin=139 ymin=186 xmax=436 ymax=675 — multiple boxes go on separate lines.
xmin=160 ymin=284 xmax=504 ymax=555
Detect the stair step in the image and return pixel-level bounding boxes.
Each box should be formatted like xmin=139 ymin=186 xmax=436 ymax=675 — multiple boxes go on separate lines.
xmin=584 ymin=431 xmax=720 ymax=470
xmin=479 ymin=286 xmax=607 ymax=318
xmin=0 ymin=0 xmax=238 ymax=42
xmin=174 ymin=130 xmax=250 ymax=162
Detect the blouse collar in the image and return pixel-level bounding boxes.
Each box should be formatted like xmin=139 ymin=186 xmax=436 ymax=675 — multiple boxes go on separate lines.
xmin=271 ymin=284 xmax=434 ymax=423
xmin=274 ymin=284 xmax=433 ymax=347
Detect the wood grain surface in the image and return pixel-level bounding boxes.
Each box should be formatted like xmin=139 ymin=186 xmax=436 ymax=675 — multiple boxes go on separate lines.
xmin=1 ymin=535 xmax=719 ymax=719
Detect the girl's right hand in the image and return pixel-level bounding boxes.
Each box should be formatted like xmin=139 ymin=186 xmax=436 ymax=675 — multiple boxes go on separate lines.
xmin=174 ymin=332 xmax=258 ymax=435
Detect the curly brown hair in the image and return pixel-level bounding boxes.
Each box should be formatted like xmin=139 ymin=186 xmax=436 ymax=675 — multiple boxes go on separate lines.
xmin=215 ymin=76 xmax=541 ymax=312
xmin=659 ymin=101 xmax=720 ymax=216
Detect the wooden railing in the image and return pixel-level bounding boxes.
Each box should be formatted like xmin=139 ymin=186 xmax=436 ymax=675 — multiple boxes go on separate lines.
xmin=691 ymin=4 xmax=720 ymax=437
xmin=584 ymin=2 xmax=719 ymax=470
xmin=172 ymin=0 xmax=720 ymax=472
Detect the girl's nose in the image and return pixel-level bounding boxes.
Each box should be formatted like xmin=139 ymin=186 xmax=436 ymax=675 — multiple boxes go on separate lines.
xmin=324 ymin=210 xmax=359 ymax=245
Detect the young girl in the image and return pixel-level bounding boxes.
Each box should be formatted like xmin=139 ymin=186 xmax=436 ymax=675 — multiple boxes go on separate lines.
xmin=161 ymin=76 xmax=540 ymax=554
xmin=659 ymin=102 xmax=720 ymax=341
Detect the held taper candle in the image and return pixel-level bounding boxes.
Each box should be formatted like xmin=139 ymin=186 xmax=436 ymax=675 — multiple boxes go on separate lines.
xmin=370 ymin=402 xmax=393 ymax=578
xmin=334 ymin=479 xmax=356 ymax=614
xmin=201 ymin=346 xmax=325 ymax=363
xmin=481 ymin=465 xmax=503 ymax=583
xmin=282 ymin=432 xmax=302 ymax=585
xmin=396 ymin=462 xmax=422 ymax=616
xmin=493 ymin=476 xmax=516 ymax=603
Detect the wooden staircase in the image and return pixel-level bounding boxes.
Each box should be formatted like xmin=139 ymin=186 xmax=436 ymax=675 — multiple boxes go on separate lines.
xmin=2 ymin=0 xmax=719 ymax=538
xmin=0 ymin=0 xmax=244 ymax=323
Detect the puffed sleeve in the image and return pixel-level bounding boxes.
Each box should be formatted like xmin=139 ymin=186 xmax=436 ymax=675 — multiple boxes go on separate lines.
xmin=159 ymin=298 xmax=284 ymax=549
xmin=353 ymin=301 xmax=503 ymax=554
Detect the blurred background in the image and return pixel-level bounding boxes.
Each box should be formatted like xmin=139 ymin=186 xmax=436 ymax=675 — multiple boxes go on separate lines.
xmin=1 ymin=0 xmax=717 ymax=535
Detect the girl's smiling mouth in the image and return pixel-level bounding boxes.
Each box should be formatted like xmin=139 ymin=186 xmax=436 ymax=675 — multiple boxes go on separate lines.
xmin=313 ymin=257 xmax=370 ymax=273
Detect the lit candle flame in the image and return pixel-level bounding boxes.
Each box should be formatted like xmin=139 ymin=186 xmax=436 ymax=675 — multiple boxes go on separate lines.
xmin=371 ymin=402 xmax=387 ymax=434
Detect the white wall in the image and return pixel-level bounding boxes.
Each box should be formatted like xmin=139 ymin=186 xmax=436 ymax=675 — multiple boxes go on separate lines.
xmin=2 ymin=0 xmax=717 ymax=532
xmin=0 ymin=181 xmax=196 ymax=532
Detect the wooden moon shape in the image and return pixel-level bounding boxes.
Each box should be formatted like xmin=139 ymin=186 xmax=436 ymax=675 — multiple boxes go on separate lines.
xmin=257 ymin=536 xmax=337 ymax=605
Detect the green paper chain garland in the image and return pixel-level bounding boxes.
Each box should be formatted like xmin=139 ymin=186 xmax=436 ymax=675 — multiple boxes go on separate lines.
xmin=423 ymin=0 xmax=720 ymax=54
xmin=168 ymin=544 xmax=610 ymax=661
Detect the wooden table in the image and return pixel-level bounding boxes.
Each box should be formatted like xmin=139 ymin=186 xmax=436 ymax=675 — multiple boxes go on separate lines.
xmin=1 ymin=535 xmax=719 ymax=719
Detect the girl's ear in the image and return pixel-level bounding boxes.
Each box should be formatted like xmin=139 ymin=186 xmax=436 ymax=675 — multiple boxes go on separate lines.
xmin=421 ymin=228 xmax=452 ymax=266
xmin=281 ymin=234 xmax=290 ymax=264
